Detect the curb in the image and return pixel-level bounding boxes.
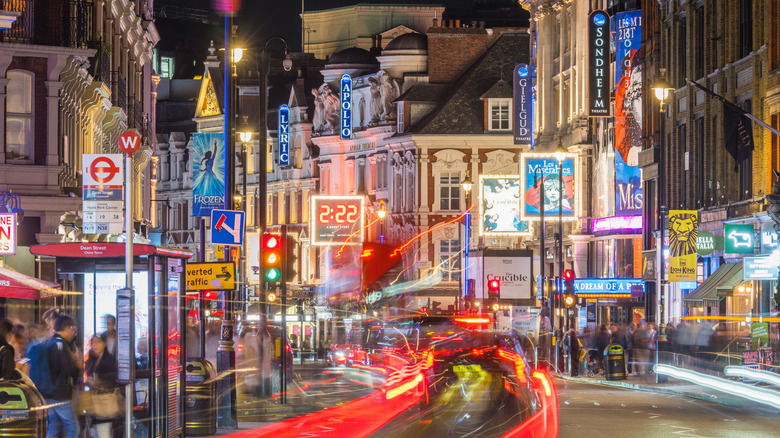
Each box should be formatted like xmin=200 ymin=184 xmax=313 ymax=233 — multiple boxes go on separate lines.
xmin=558 ymin=375 xmax=747 ymax=408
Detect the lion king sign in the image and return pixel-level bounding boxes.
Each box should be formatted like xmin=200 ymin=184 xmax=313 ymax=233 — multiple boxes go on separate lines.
xmin=668 ymin=210 xmax=698 ymax=282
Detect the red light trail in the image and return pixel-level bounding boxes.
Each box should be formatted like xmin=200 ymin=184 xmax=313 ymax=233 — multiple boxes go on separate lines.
xmin=336 ymin=216 xmax=381 ymax=257
xmin=390 ymin=205 xmax=474 ymax=257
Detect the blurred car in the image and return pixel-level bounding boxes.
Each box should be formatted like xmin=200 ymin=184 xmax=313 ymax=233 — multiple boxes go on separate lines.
xmin=326 ymin=344 xmax=347 ymax=367
xmin=236 ymin=320 xmax=294 ymax=394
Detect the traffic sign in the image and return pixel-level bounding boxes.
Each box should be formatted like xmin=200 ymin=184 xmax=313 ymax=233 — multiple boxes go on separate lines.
xmin=185 ymin=262 xmax=236 ymax=291
xmin=83 ymin=154 xmax=124 ymax=235
xmin=210 ymin=209 xmax=245 ymax=246
xmin=118 ymin=130 xmax=141 ymax=154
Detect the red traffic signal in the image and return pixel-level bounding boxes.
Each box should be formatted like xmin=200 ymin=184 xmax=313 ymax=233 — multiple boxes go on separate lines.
xmin=563 ymin=269 xmax=575 ymax=281
xmin=262 ymin=233 xmax=282 ymax=282
xmin=419 ymin=306 xmax=428 ymax=314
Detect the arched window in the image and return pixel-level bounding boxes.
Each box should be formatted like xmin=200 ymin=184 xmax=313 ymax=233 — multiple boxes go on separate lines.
xmin=6 ymin=70 xmax=33 ymax=161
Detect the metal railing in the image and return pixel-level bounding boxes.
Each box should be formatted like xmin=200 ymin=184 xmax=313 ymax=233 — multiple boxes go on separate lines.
xmin=0 ymin=0 xmax=93 ymax=48
xmin=87 ymin=40 xmax=111 ymax=82
xmin=110 ymin=70 xmax=126 ymax=114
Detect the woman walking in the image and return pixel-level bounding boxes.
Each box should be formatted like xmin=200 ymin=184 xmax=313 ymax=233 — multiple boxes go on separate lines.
xmin=84 ymin=335 xmax=120 ymax=438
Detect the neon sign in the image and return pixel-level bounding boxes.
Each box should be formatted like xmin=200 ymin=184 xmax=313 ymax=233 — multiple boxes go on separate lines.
xmin=340 ymin=74 xmax=352 ymax=139
xmin=591 ymin=215 xmax=642 ymax=233
xmin=279 ymin=104 xmax=290 ymax=166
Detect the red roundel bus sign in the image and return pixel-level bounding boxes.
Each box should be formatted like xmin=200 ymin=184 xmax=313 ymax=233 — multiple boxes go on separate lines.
xmin=118 ymin=130 xmax=141 ymax=154
xmin=89 ymin=156 xmax=121 ymax=184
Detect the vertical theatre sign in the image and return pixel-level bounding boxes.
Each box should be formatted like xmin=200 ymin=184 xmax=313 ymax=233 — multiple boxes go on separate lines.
xmin=513 ymin=64 xmax=533 ymax=145
xmin=615 ymin=10 xmax=643 ymax=215
xmin=588 ymin=10 xmax=610 ymax=116
xmin=192 ymin=133 xmax=227 ymax=217
xmin=340 ymin=74 xmax=352 ymax=139
xmin=279 ymin=104 xmax=290 ymax=167
xmin=668 ymin=210 xmax=698 ymax=282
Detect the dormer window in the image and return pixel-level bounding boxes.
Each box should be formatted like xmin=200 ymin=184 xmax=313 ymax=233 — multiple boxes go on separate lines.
xmin=488 ymin=98 xmax=511 ymax=131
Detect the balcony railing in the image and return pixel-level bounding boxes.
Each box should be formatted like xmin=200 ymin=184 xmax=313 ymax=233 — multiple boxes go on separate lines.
xmin=0 ymin=0 xmax=94 ymax=48
xmin=110 ymin=70 xmax=126 ymax=114
xmin=87 ymin=40 xmax=110 ymax=82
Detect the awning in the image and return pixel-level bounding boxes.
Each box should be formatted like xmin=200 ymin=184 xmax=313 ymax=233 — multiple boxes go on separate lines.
xmin=716 ymin=264 xmax=748 ymax=297
xmin=682 ymin=263 xmax=742 ymax=307
xmin=0 ymin=267 xmax=61 ymax=300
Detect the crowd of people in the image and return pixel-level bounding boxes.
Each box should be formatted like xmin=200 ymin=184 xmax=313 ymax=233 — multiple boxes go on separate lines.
xmin=0 ymin=309 xmax=124 ymax=438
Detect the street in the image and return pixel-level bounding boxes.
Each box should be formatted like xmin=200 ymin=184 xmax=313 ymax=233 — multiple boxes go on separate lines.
xmin=557 ymin=380 xmax=780 ymax=437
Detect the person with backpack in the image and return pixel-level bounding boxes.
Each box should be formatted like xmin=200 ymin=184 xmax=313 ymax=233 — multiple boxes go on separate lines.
xmin=0 ymin=319 xmax=17 ymax=380
xmin=29 ymin=314 xmax=81 ymax=438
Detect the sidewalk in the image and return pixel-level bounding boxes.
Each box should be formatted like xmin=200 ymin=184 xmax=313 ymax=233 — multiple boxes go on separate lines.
xmin=556 ymin=373 xmax=749 ymax=408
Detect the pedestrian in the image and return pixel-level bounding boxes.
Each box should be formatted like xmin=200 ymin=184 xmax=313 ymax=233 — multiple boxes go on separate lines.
xmin=566 ymin=329 xmax=581 ymax=377
xmin=626 ymin=322 xmax=636 ymax=375
xmin=43 ymin=314 xmax=82 ymax=438
xmin=99 ymin=314 xmax=117 ymax=357
xmin=595 ymin=324 xmax=611 ymax=375
xmin=10 ymin=329 xmax=29 ymax=375
xmin=633 ymin=323 xmax=650 ymax=376
xmin=84 ymin=335 xmax=120 ymax=438
xmin=42 ymin=307 xmax=61 ymax=336
xmin=0 ymin=319 xmax=17 ymax=380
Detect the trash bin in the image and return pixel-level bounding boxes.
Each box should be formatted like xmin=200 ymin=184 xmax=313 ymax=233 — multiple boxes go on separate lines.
xmin=604 ymin=344 xmax=627 ymax=381
xmin=185 ymin=358 xmax=218 ymax=436
xmin=0 ymin=378 xmax=47 ymax=437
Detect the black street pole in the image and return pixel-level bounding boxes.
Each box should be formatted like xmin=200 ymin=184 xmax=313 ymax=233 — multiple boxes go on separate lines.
xmin=280 ymin=224 xmax=288 ymax=404
xmin=657 ymin=94 xmax=668 ymax=384
xmin=533 ymin=168 xmax=547 ymax=364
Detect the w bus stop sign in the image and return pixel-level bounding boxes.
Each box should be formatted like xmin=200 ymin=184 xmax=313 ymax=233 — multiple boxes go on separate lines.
xmin=118 ymin=130 xmax=141 ymax=155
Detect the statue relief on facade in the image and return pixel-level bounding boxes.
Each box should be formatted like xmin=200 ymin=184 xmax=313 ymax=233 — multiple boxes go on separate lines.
xmin=368 ymin=70 xmax=400 ymax=125
xmin=312 ymin=83 xmax=340 ymax=134
xmin=201 ymin=80 xmax=220 ymax=117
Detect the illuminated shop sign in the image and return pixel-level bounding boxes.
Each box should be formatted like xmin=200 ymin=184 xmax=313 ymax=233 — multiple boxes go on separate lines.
xmin=724 ymin=223 xmax=755 ymax=254
xmin=592 ymin=215 xmax=642 ymax=233
xmin=743 ymin=256 xmax=780 ymax=281
xmin=574 ymin=278 xmax=645 ymax=298
xmin=588 ymin=10 xmax=610 ymax=116
xmin=513 ymin=63 xmax=533 ymax=145
xmin=279 ymin=105 xmax=290 ymax=166
xmin=340 ymin=74 xmax=352 ymax=139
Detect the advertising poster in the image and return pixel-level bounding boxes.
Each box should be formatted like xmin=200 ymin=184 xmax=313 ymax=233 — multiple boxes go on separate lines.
xmin=192 ymin=132 xmax=227 ymax=217
xmin=615 ymin=10 xmax=643 ymax=215
xmin=479 ymin=175 xmax=530 ymax=235
xmin=668 ymin=210 xmax=698 ymax=282
xmin=513 ymin=64 xmax=533 ymax=145
xmin=483 ymin=255 xmax=532 ymax=300
xmin=521 ymin=154 xmax=577 ymax=221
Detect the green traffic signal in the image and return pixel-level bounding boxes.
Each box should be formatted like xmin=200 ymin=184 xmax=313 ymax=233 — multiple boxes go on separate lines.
xmin=266 ymin=268 xmax=281 ymax=281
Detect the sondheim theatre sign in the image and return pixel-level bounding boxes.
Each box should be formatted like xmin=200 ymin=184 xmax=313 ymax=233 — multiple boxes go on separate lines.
xmin=588 ymin=10 xmax=610 ymax=116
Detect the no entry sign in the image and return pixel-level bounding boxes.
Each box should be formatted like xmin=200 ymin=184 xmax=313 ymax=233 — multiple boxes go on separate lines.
xmin=118 ymin=130 xmax=141 ymax=154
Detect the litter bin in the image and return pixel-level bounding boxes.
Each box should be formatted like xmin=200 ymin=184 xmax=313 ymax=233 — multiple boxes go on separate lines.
xmin=604 ymin=344 xmax=627 ymax=381
xmin=185 ymin=358 xmax=218 ymax=436
xmin=0 ymin=377 xmax=47 ymax=437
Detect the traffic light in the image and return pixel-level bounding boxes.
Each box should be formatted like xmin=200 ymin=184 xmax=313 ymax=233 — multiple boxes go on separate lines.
xmin=563 ymin=269 xmax=575 ymax=307
xmin=262 ymin=233 xmax=282 ymax=283
xmin=419 ymin=306 xmax=428 ymax=314
xmin=487 ymin=278 xmax=500 ymax=298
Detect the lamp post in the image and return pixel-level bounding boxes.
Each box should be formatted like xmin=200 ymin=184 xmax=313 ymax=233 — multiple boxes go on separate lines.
xmin=652 ymin=68 xmax=674 ymax=383
xmin=460 ymin=172 xmax=474 ymax=312
xmin=532 ymin=167 xmax=546 ymax=322
xmin=553 ymin=140 xmax=567 ymax=330
xmin=377 ymin=199 xmax=387 ymax=244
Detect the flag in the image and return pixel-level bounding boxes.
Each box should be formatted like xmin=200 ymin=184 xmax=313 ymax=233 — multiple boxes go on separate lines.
xmin=688 ymin=79 xmax=754 ymax=172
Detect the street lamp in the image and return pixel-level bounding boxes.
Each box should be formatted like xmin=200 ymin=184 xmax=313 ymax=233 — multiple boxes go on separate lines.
xmin=377 ymin=200 xmax=387 ymax=220
xmin=461 ymin=172 xmax=474 ymax=312
xmin=652 ymin=68 xmax=674 ymax=383
xmin=532 ymin=166 xmax=546 ymax=326
xmin=553 ymin=140 xmax=567 ymax=331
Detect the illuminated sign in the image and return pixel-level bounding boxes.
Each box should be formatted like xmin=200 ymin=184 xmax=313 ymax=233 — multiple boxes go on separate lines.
xmin=724 ymin=224 xmax=755 ymax=254
xmin=668 ymin=210 xmax=698 ymax=282
xmin=520 ymin=153 xmax=579 ymax=221
xmin=279 ymin=105 xmax=290 ymax=166
xmin=192 ymin=133 xmax=227 ymax=217
xmin=513 ymin=64 xmax=533 ymax=145
xmin=0 ymin=213 xmax=16 ymax=255
xmin=185 ymin=262 xmax=236 ymax=291
xmin=592 ymin=215 xmax=642 ymax=233
xmin=574 ymin=278 xmax=645 ymax=297
xmin=743 ymin=257 xmax=780 ymax=280
xmin=311 ymin=196 xmax=364 ymax=246
xmin=479 ymin=175 xmax=531 ymax=236
xmin=696 ymin=230 xmax=723 ymax=256
xmin=588 ymin=10 xmax=610 ymax=116
xmin=340 ymin=74 xmax=352 ymax=139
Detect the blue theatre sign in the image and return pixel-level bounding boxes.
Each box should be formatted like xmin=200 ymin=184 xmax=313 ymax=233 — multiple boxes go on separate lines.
xmin=340 ymin=74 xmax=352 ymax=139
xmin=574 ymin=278 xmax=645 ymax=298
xmin=279 ymin=104 xmax=290 ymax=166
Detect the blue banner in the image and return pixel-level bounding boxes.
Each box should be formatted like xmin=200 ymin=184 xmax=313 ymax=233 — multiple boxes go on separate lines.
xmin=615 ymin=10 xmax=642 ymax=215
xmin=279 ymin=105 xmax=290 ymax=166
xmin=340 ymin=74 xmax=352 ymax=139
xmin=513 ymin=64 xmax=533 ymax=144
xmin=192 ymin=132 xmax=227 ymax=217
xmin=522 ymin=156 xmax=576 ymax=219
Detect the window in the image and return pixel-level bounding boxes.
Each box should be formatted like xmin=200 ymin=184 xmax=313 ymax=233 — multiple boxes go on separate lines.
xmin=267 ymin=194 xmax=273 ymax=226
xmin=696 ymin=6 xmax=704 ymax=79
xmin=439 ymin=239 xmax=461 ymax=282
xmin=439 ymin=172 xmax=461 ymax=210
xmin=6 ymin=70 xmax=33 ymax=161
xmin=696 ymin=117 xmax=705 ymax=208
xmin=679 ymin=17 xmax=687 ymax=85
xmin=397 ymin=102 xmax=405 ymax=133
xmin=159 ymin=56 xmax=174 ymax=79
xmin=302 ymin=189 xmax=310 ymax=223
xmin=489 ymin=99 xmax=511 ymax=131
xmin=740 ymin=0 xmax=753 ymax=59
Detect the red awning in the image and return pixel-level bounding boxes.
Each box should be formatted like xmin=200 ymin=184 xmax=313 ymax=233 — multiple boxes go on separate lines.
xmin=0 ymin=267 xmax=61 ymax=300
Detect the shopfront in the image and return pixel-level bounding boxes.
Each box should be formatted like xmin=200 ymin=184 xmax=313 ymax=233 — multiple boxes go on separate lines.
xmin=30 ymin=242 xmax=192 ymax=438
xmin=573 ymin=278 xmax=646 ymax=326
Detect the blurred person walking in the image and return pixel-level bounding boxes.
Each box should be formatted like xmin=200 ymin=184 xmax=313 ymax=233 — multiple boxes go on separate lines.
xmin=633 ymin=324 xmax=650 ymax=376
xmin=99 ymin=314 xmax=117 ymax=357
xmin=83 ymin=335 xmax=120 ymax=438
xmin=0 ymin=319 xmax=17 ymax=380
xmin=39 ymin=315 xmax=82 ymax=438
xmin=594 ymin=325 xmax=611 ymax=375
xmin=626 ymin=323 xmax=636 ymax=375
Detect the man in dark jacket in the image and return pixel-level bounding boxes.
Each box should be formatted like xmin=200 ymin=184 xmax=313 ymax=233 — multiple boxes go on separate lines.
xmin=46 ymin=315 xmax=82 ymax=438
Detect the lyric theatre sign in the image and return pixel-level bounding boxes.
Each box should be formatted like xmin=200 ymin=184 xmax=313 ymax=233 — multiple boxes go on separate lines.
xmin=588 ymin=10 xmax=610 ymax=116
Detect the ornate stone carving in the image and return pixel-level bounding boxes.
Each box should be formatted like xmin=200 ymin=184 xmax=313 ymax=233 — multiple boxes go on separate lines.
xmin=312 ymin=83 xmax=339 ymax=134
xmin=201 ymin=80 xmax=220 ymax=117
xmin=367 ymin=70 xmax=400 ymax=125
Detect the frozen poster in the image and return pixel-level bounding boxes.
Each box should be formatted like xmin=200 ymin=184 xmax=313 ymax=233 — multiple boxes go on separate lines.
xmin=614 ymin=10 xmax=643 ymax=215
xmin=192 ymin=132 xmax=227 ymax=217
xmin=479 ymin=176 xmax=530 ymax=235
xmin=521 ymin=155 xmax=576 ymax=220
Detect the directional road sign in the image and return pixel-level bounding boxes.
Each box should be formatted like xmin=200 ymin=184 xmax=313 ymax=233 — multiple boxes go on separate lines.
xmin=186 ymin=262 xmax=236 ymax=291
xmin=210 ymin=209 xmax=245 ymax=246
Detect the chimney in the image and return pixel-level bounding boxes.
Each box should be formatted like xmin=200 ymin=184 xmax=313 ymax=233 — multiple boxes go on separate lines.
xmin=455 ymin=19 xmax=461 ymax=27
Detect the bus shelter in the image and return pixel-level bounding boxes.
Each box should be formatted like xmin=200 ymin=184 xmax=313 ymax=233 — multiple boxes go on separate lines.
xmin=30 ymin=242 xmax=192 ymax=437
